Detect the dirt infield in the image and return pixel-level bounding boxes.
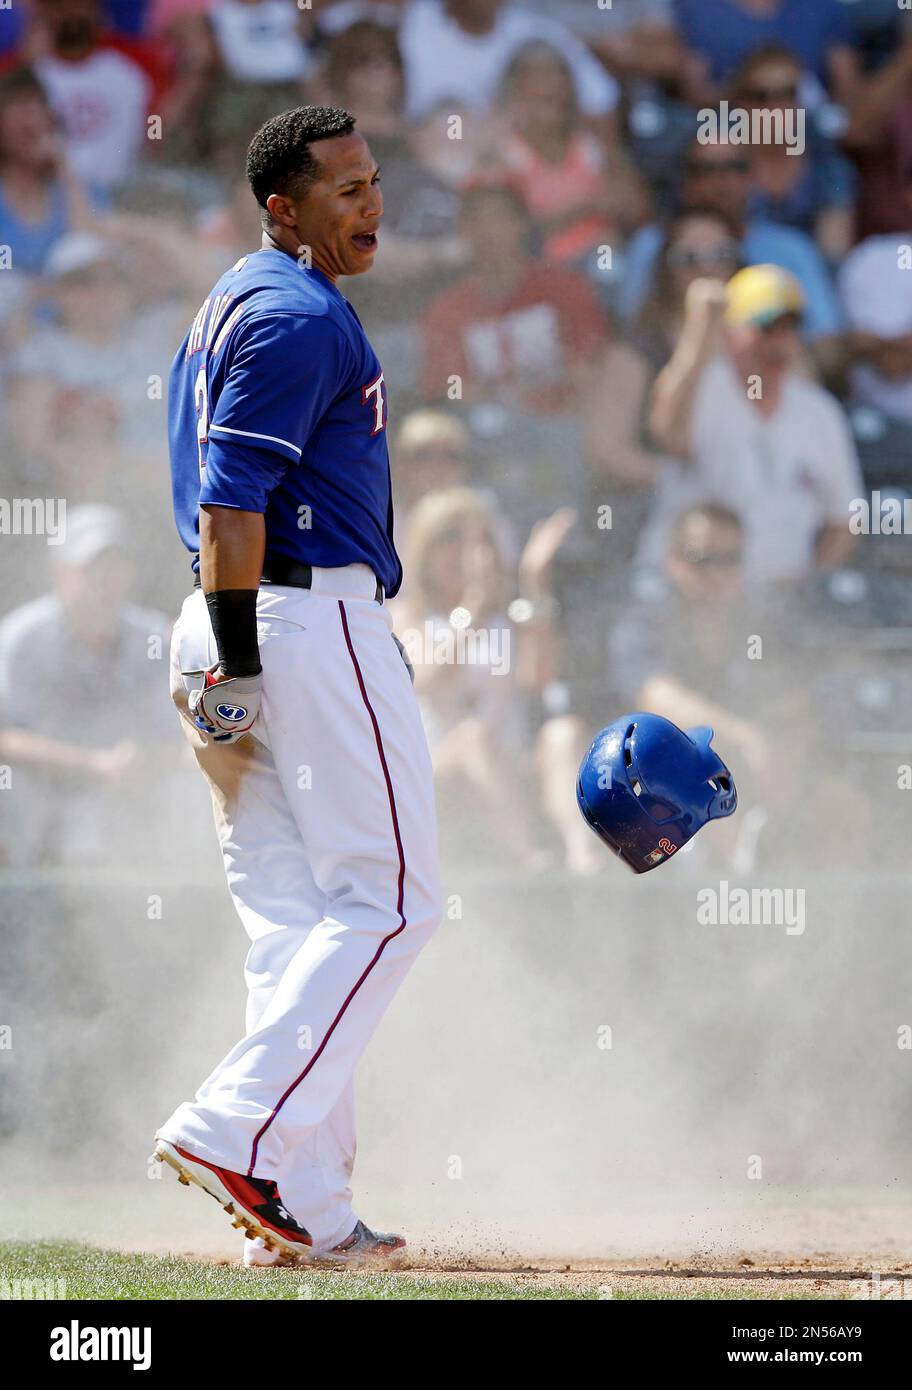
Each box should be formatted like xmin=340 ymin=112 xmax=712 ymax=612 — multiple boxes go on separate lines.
xmin=209 ymin=1249 xmax=912 ymax=1299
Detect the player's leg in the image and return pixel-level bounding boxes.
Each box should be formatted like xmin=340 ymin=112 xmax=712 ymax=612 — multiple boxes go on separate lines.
xmin=160 ymin=590 xmax=360 ymax=1249
xmin=160 ymin=579 xmax=442 ymax=1182
xmin=244 ymin=1079 xmax=356 ymax=1264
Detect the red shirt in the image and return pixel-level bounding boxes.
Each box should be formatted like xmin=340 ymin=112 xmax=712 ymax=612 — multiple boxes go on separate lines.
xmin=851 ymin=88 xmax=912 ymax=241
xmin=0 ymin=34 xmax=172 ymax=109
xmin=420 ymin=261 xmax=608 ymax=413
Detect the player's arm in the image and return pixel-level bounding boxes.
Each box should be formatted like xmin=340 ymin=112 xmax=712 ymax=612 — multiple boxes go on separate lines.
xmin=199 ymin=504 xmax=265 ymax=680
xmin=187 ymin=312 xmax=352 ymax=739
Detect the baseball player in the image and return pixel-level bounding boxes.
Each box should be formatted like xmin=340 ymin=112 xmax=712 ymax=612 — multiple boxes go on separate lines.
xmin=154 ymin=106 xmax=442 ymax=1267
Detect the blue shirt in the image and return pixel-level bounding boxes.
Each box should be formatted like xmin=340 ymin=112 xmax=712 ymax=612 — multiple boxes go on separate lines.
xmin=673 ymin=0 xmax=853 ymax=84
xmin=168 ymin=248 xmax=401 ymax=595
xmin=619 ymin=218 xmax=843 ymax=338
xmin=0 ymin=180 xmax=109 ymax=277
xmin=744 ymin=134 xmax=857 ymax=237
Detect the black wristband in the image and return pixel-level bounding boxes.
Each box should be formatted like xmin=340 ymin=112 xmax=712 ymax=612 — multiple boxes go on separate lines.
xmin=205 ymin=590 xmax=262 ymax=678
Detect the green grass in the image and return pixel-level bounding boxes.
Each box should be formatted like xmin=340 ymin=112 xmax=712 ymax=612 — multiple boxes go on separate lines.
xmin=0 ymin=1242 xmax=835 ymax=1300
xmin=0 ymin=1241 xmax=590 ymax=1301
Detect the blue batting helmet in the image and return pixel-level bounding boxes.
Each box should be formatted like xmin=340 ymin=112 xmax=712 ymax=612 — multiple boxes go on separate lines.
xmin=576 ymin=713 xmax=737 ymax=873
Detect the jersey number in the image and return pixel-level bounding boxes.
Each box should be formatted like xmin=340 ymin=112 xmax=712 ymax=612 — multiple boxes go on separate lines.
xmin=194 ymin=368 xmax=208 ymax=472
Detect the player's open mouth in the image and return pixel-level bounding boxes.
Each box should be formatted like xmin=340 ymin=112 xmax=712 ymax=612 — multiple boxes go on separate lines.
xmin=352 ymin=232 xmax=377 ymax=253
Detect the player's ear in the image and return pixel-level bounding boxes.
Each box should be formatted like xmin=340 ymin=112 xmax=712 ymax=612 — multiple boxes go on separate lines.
xmin=265 ymin=192 xmax=297 ymax=229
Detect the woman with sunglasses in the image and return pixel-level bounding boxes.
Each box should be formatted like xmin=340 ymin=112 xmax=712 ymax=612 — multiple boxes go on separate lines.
xmin=635 ymin=207 xmax=743 ymax=371
xmin=587 ymin=208 xmax=742 ymax=510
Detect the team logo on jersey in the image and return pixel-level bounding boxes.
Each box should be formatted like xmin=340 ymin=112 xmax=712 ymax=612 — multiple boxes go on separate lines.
xmin=216 ymin=703 xmax=248 ymax=722
xmin=362 ymin=370 xmax=387 ymax=435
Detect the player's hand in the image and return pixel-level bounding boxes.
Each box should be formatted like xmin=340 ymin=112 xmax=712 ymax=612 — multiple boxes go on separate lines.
xmin=184 ymin=664 xmax=263 ymax=743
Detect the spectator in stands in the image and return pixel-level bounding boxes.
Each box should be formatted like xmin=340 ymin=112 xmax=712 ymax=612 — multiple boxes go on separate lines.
xmin=612 ymin=504 xmax=770 ymax=785
xmin=0 ymin=67 xmax=98 ymax=277
xmin=9 ymin=229 xmax=189 ymax=476
xmin=674 ymin=0 xmax=861 ymax=106
xmin=633 ymin=207 xmax=743 ymax=373
xmin=318 ymin=20 xmax=463 ymax=292
xmin=610 ymin=501 xmax=819 ymax=871
xmin=842 ymin=26 xmax=912 ymax=241
xmin=646 ymin=264 xmax=862 ymax=581
xmin=209 ymin=0 xmax=314 ymax=86
xmin=147 ymin=0 xmax=218 ymax=163
xmin=313 ymin=0 xmax=407 ymax=38
xmin=614 ymin=500 xmax=874 ymax=872
xmin=733 ymin=43 xmax=856 ymax=262
xmin=498 ymin=40 xmax=651 ymax=268
xmin=838 ymin=163 xmax=912 ymax=427
xmin=16 ymin=385 xmax=122 ymax=508
xmin=11 ymin=0 xmax=162 ymax=189
xmin=408 ymin=96 xmax=492 ymax=192
xmin=619 ymin=136 xmax=844 ymax=350
xmin=514 ymin=0 xmax=691 ymax=89
xmin=0 ymin=506 xmax=174 ymax=868
xmin=419 ymin=182 xmax=609 ymax=412
xmin=590 ymin=207 xmax=742 ymax=496
xmin=393 ymin=408 xmax=471 ymax=522
xmin=392 ymin=486 xmax=598 ymax=873
xmin=398 ymin=0 xmax=619 ymax=130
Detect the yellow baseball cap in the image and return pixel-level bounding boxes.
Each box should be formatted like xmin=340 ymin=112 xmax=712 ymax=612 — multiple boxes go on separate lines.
xmin=725 ymin=264 xmax=805 ymax=328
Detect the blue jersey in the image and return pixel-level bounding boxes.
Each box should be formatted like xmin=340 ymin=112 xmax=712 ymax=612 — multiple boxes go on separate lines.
xmin=168 ymin=248 xmax=401 ymax=595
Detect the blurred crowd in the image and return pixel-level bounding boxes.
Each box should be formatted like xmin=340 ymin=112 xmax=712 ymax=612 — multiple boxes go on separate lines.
xmin=2 ymin=0 xmax=912 ymax=882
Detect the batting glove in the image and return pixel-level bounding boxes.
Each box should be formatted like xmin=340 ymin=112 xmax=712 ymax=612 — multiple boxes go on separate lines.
xmin=184 ymin=665 xmax=263 ymax=743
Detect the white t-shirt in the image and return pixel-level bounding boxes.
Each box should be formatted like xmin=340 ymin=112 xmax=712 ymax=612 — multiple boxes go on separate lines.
xmin=211 ymin=0 xmax=314 ymax=83
xmin=399 ymin=0 xmax=619 ymax=118
xmin=641 ymin=355 xmax=862 ymax=582
xmin=514 ymin=0 xmax=674 ymax=37
xmin=838 ymin=232 xmax=912 ymax=426
xmin=35 ymin=49 xmax=151 ymax=189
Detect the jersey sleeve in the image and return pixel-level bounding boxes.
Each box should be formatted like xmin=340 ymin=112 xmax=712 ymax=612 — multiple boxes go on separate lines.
xmin=201 ymin=311 xmax=352 ymax=513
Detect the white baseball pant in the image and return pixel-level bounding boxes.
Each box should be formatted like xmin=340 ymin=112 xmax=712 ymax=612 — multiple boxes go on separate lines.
xmin=159 ymin=564 xmax=442 ymax=1251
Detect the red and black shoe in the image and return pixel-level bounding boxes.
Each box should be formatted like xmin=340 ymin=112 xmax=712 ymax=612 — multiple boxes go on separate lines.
xmin=154 ymin=1137 xmax=312 ymax=1260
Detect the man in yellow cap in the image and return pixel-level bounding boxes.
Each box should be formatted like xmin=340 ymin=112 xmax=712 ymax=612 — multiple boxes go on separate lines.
xmin=644 ymin=264 xmax=862 ymax=583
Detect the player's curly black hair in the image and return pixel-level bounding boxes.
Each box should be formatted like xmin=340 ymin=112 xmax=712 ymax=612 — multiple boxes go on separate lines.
xmin=245 ymin=105 xmax=357 ymax=220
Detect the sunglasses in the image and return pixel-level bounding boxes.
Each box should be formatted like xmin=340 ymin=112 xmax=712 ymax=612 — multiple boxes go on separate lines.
xmin=759 ymin=311 xmax=803 ymax=334
xmin=667 ymin=240 xmax=741 ymax=270
xmin=687 ymin=158 xmax=750 ymax=177
xmin=742 ymin=83 xmax=798 ymax=103
xmin=681 ymin=549 xmax=742 ymax=568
